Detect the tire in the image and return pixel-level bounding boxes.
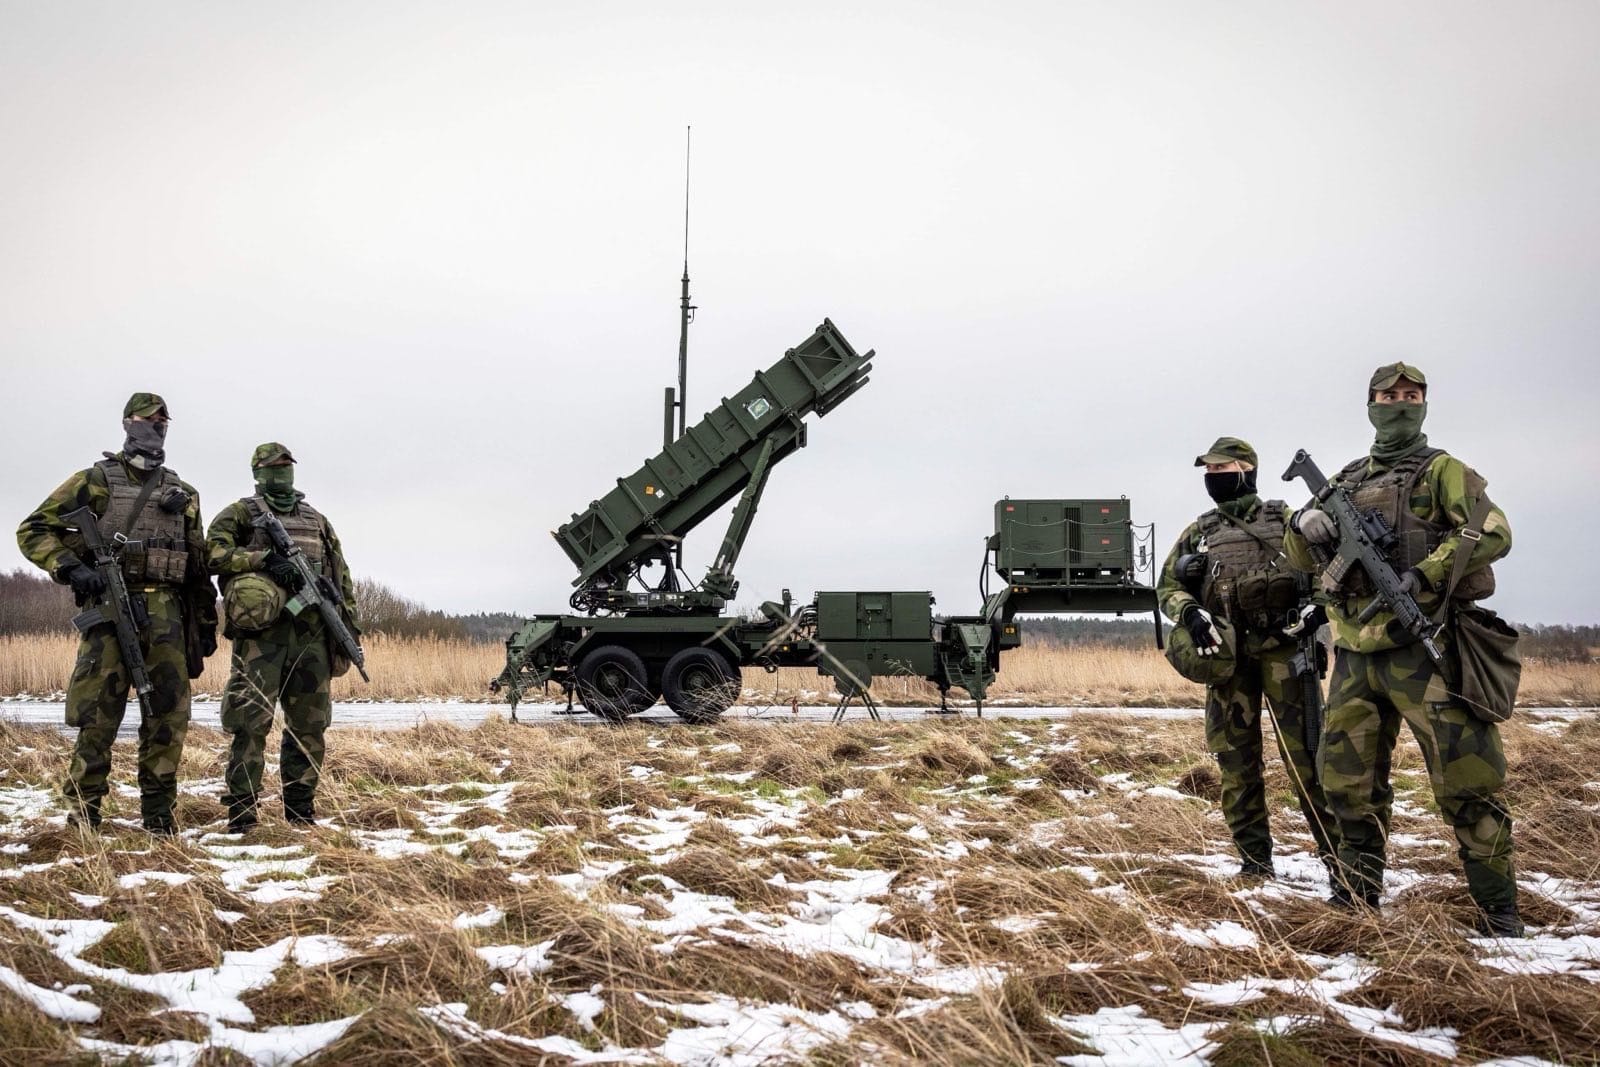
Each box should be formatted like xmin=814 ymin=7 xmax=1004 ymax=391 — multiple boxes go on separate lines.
xmin=575 ymin=645 xmax=655 ymax=721
xmin=661 ymin=647 xmax=741 ymax=724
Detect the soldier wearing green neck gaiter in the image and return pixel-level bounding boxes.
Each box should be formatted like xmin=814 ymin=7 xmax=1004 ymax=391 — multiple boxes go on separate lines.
xmin=1282 ymin=361 xmax=1522 ymax=938
xmin=205 ymin=442 xmax=360 ymax=834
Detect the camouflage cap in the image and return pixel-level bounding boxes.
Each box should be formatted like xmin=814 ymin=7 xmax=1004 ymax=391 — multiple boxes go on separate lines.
xmin=123 ymin=392 xmax=170 ymax=419
xmin=1369 ymin=362 xmax=1427 ymax=394
xmin=250 ymin=442 xmax=296 ymax=469
xmin=1193 ymin=436 xmax=1258 ymax=469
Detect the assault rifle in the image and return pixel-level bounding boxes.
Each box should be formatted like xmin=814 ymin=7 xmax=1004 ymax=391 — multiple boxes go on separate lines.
xmin=64 ymin=506 xmax=156 ymax=717
xmin=252 ymin=509 xmax=370 ymax=682
xmin=1282 ymin=449 xmax=1444 ymax=667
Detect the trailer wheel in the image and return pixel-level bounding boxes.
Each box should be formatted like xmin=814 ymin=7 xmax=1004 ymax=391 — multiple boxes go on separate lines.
xmin=662 ymin=648 xmax=741 ymax=724
xmin=575 ymin=645 xmax=655 ymax=721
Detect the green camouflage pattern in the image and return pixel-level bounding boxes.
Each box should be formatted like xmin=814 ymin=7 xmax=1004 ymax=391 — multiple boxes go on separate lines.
xmin=209 ymin=493 xmax=353 ymax=824
xmin=250 ymin=442 xmax=296 ymax=468
xmin=1193 ymin=436 xmax=1258 ymax=468
xmin=206 ymin=499 xmax=357 ymax=621
xmin=63 ymin=588 xmax=191 ymax=827
xmin=16 ymin=454 xmax=215 ymax=604
xmin=1205 ymin=644 xmax=1339 ymax=869
xmin=1369 ymin=362 xmax=1427 ymax=394
xmin=1317 ymin=639 xmax=1516 ymax=909
xmin=219 ymin=612 xmax=333 ymax=823
xmin=123 ymin=392 xmax=170 ymax=419
xmin=1285 ymin=451 xmax=1510 ymax=654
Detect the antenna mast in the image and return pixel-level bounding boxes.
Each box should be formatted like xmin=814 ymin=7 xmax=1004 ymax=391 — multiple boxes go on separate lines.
xmin=676 ymin=126 xmax=693 ymax=439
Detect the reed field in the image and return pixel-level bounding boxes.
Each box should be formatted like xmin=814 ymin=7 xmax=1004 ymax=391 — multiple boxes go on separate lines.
xmin=1 ymin=711 xmax=1597 ymax=1064
xmin=2 ymin=632 xmax=1597 ymax=707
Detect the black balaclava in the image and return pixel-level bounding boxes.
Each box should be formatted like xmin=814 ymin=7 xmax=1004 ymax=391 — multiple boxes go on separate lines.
xmin=122 ymin=418 xmax=167 ymax=470
xmin=1204 ymin=468 xmax=1257 ymax=505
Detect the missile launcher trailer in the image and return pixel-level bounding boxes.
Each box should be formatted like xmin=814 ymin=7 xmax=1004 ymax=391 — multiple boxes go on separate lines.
xmin=491 ymin=320 xmax=1159 ymax=723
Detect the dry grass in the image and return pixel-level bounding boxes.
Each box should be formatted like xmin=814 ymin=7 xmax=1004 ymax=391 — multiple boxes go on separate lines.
xmin=4 ymin=632 xmax=1597 ymax=707
xmin=1 ymin=710 xmax=1597 ymax=1064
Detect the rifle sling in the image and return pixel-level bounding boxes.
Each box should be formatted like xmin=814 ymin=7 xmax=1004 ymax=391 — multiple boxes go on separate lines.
xmin=118 ymin=466 xmax=168 ymax=541
xmin=1433 ymin=494 xmax=1495 ymax=621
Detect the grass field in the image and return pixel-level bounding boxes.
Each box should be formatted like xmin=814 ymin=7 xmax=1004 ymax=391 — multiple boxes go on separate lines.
xmin=1 ymin=712 xmax=1597 ymax=1064
xmin=2 ymin=633 xmax=1597 ymax=709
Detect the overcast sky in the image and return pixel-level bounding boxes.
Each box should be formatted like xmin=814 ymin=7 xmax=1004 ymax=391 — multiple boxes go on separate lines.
xmin=3 ymin=2 xmax=1597 ymax=627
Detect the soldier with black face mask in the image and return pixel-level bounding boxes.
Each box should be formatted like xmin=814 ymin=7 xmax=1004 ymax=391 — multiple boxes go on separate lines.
xmin=1158 ymin=436 xmax=1338 ymax=882
xmin=15 ymin=392 xmax=218 ymax=834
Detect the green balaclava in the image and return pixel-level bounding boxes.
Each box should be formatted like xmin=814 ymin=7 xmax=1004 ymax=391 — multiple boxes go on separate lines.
xmin=1366 ymin=362 xmax=1429 ymax=464
xmin=250 ymin=442 xmax=300 ymax=513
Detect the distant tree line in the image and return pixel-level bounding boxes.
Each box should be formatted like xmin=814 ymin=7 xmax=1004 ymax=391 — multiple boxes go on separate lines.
xmin=3 ymin=567 xmax=1596 ymax=659
xmin=0 ymin=568 xmax=75 ymax=636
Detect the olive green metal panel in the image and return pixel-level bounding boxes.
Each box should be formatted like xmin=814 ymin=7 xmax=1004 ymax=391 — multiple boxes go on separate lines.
xmin=815 ymin=591 xmax=933 ymax=642
xmin=554 ymin=320 xmax=873 ymax=586
xmin=993 ymin=497 xmax=1134 ymax=584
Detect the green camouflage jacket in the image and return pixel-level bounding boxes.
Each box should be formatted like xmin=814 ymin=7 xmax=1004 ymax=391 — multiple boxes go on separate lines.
xmin=1284 ymin=451 xmax=1510 ymax=652
xmin=15 ymin=453 xmax=218 ymax=630
xmin=206 ymin=498 xmax=359 ymax=625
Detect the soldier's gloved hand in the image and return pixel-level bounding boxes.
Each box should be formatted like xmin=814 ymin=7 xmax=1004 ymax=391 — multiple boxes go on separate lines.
xmin=64 ymin=563 xmax=106 ymax=600
xmin=1293 ymin=507 xmax=1337 ymax=545
xmin=200 ymin=629 xmax=218 ymax=658
xmin=1285 ymin=601 xmax=1326 ymax=636
xmin=1181 ymin=605 xmax=1223 ymax=655
xmin=263 ymin=553 xmax=305 ymax=592
xmin=1398 ymin=568 xmax=1428 ymax=598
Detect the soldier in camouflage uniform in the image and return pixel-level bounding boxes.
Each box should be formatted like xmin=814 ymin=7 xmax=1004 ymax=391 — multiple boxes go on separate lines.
xmin=1284 ymin=363 xmax=1520 ymax=936
xmin=1159 ymin=436 xmax=1339 ymax=881
xmin=15 ymin=393 xmax=218 ymax=833
xmin=208 ymin=443 xmax=358 ymax=832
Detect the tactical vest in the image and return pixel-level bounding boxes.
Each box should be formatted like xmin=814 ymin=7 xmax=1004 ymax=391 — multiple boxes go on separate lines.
xmin=95 ymin=458 xmax=189 ymax=584
xmin=1329 ymin=448 xmax=1495 ymax=601
xmin=1195 ymin=500 xmax=1301 ymax=633
xmin=242 ymin=497 xmax=328 ymax=574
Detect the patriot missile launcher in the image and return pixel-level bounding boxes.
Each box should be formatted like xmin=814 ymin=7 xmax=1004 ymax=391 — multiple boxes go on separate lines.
xmin=491 ymin=321 xmax=1159 ymax=722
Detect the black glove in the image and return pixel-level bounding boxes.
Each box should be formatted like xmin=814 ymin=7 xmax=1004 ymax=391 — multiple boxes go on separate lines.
xmin=1398 ymin=568 xmax=1428 ymax=598
xmin=1175 ymin=553 xmax=1207 ymax=583
xmin=1181 ymin=604 xmax=1222 ymax=655
xmin=200 ymin=629 xmax=218 ymax=658
xmin=263 ymin=552 xmax=305 ymax=592
xmin=64 ymin=563 xmax=106 ymax=601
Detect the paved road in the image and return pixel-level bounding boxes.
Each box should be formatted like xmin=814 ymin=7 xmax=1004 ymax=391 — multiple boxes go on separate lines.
xmin=1 ymin=700 xmax=1591 ymax=737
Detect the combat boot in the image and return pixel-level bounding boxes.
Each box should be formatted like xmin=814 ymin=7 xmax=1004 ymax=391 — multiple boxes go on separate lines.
xmin=1327 ymin=883 xmax=1380 ymax=911
xmin=1238 ymin=859 xmax=1276 ymax=881
xmin=66 ymin=800 xmax=102 ymax=832
xmin=225 ymin=798 xmax=258 ymax=836
xmin=283 ymin=794 xmax=316 ymax=827
xmin=143 ymin=819 xmax=177 ymax=838
xmin=1476 ymin=905 xmax=1525 ymax=939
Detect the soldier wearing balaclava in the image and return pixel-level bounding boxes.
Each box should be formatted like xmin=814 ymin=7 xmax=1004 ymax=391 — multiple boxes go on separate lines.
xmin=14 ymin=392 xmax=218 ymax=834
xmin=1158 ymin=436 xmax=1338 ymax=886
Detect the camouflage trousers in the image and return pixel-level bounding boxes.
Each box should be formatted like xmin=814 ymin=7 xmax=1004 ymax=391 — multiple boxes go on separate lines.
xmin=219 ymin=614 xmax=332 ymax=822
xmin=1205 ymin=644 xmax=1338 ymax=870
xmin=64 ymin=587 xmax=191 ymax=827
xmin=1317 ymin=640 xmax=1517 ymax=910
